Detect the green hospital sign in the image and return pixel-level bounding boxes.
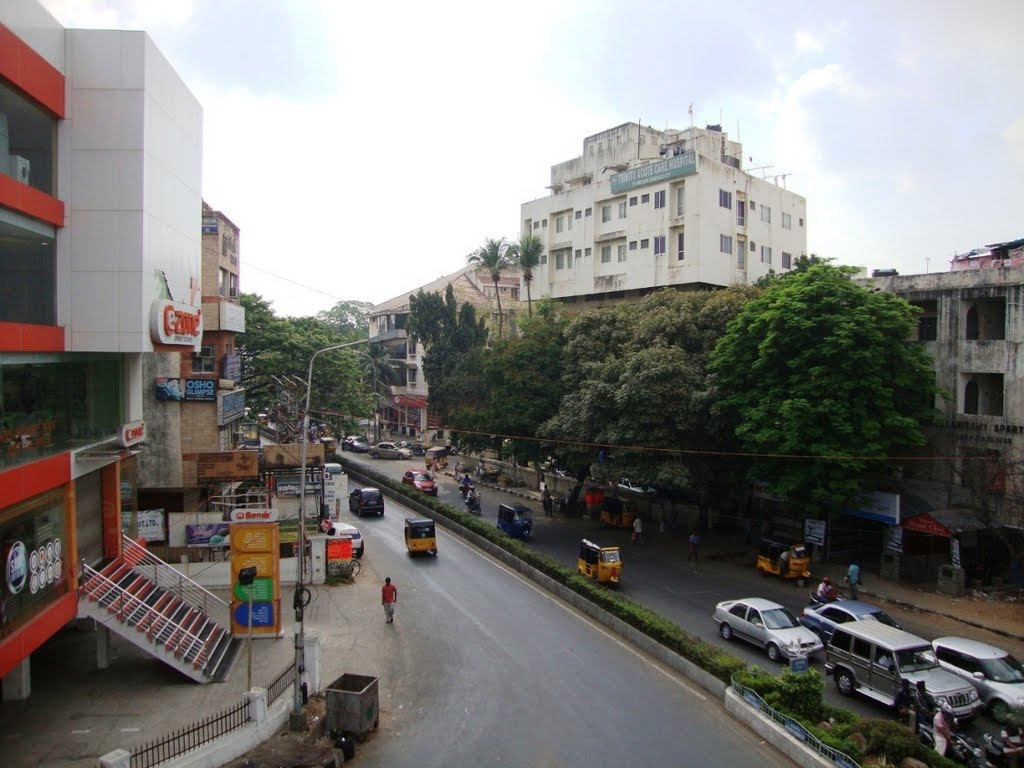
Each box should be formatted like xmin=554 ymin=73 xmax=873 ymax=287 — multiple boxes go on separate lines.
xmin=610 ymin=151 xmax=697 ymax=194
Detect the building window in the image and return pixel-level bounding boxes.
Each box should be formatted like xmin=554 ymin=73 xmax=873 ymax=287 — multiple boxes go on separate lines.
xmin=749 ymin=240 xmax=756 ymax=252
xmin=677 ymin=232 xmax=685 ymax=260
xmin=629 ymin=241 xmax=637 ymax=250
xmin=799 ymin=217 xmax=804 ymax=227
xmin=782 ymin=251 xmax=792 ymax=269
xmin=601 ymin=205 xmax=612 ymax=223
xmin=585 ymin=208 xmax=592 ymax=217
xmin=760 ymin=245 xmax=772 ymax=264
xmin=629 ymin=196 xmax=638 ymax=206
xmin=737 ymin=240 xmax=745 ymax=269
xmin=641 ymin=193 xmax=650 ymax=203
xmin=575 ymin=249 xmax=582 ymax=261
xmin=782 ymin=212 xmax=792 ymax=230
xmin=719 ymin=189 xmax=732 ymax=209
xmin=556 ymin=252 xmax=565 ymax=269
xmin=575 ymin=210 xmax=582 ymax=219
xmin=617 ymin=244 xmax=627 ymax=262
xmin=654 ymin=235 xmax=666 ymax=255
xmin=640 ymin=238 xmax=649 ymax=249
xmin=540 ymin=253 xmax=547 ymax=265
xmin=408 ymin=369 xmax=417 ymax=386
xmin=601 ymin=245 xmax=611 ymax=263
xmin=654 ymin=190 xmax=666 ymax=209
xmin=533 ymin=221 xmax=540 ymax=230
xmin=750 ymin=200 xmax=756 ymax=210
xmin=585 ymin=247 xmax=592 ymax=258
xmin=618 ymin=201 xmax=627 ymax=218
xmin=761 ymin=206 xmax=771 ymax=224
xmin=676 ymin=183 xmax=685 ymax=216
xmin=556 ymin=216 xmax=564 ymax=233
xmin=542 ymin=219 xmax=548 ymax=227
xmin=737 ymin=200 xmax=746 ymax=227
xmin=720 ymin=235 xmax=733 ymax=254
xmin=568 ymin=212 xmax=573 ymax=230
xmin=193 ymin=346 xmax=216 ymax=373
xmin=918 ymin=316 xmax=938 ymax=341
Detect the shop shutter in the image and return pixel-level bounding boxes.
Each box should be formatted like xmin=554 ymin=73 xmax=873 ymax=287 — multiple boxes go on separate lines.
xmin=75 ymin=471 xmax=104 ymax=567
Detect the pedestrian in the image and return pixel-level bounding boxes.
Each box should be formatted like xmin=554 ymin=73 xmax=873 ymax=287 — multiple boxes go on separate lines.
xmin=893 ymin=678 xmax=915 ymax=732
xmin=381 ymin=576 xmax=398 ymax=624
xmin=845 ymin=560 xmax=862 ymax=600
xmin=913 ymin=680 xmax=934 ymax=733
xmin=688 ymin=531 xmax=700 ymax=561
xmin=431 ymin=457 xmax=439 ymax=476
xmin=542 ymin=488 xmax=553 ymax=516
xmin=632 ymin=514 xmax=643 ymax=544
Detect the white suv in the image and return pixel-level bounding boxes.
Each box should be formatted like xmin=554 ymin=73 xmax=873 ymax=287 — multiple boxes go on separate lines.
xmin=933 ymin=636 xmax=1024 ymax=722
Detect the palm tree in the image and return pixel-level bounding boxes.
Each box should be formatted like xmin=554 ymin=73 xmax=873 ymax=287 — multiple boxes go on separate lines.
xmin=356 ymin=344 xmax=400 ymax=443
xmin=512 ymin=233 xmax=544 ymax=317
xmin=468 ymin=237 xmax=513 ymax=338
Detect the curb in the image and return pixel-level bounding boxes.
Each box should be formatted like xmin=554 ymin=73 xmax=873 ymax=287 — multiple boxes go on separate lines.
xmin=860 ymin=589 xmax=1018 ymax=642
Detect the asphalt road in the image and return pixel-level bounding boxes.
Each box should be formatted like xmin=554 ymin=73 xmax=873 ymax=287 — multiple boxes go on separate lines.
xmin=343 ymin=452 xmax=1014 ymax=737
xmin=345 ymin=487 xmax=795 ymax=768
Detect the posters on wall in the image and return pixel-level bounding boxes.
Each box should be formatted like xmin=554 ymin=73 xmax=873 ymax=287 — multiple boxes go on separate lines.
xmin=804 ymin=519 xmax=826 ymax=547
xmin=137 ymin=509 xmax=165 ymax=542
xmin=185 ymin=523 xmax=230 ymax=547
xmin=886 ymin=525 xmax=904 ymax=554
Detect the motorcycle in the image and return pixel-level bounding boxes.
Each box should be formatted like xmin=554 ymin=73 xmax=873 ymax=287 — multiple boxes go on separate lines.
xmin=460 ymin=478 xmax=475 ymax=499
xmin=983 ymin=724 xmax=1023 ymax=766
xmin=919 ymin=717 xmax=995 ymax=767
xmin=464 ymin=490 xmax=481 ymax=515
xmin=808 ymin=590 xmax=844 ymax=606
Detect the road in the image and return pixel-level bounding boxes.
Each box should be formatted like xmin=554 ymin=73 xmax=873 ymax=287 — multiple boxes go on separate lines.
xmin=343 ymin=452 xmax=1020 ymax=734
xmin=345 ymin=489 xmax=794 ymax=768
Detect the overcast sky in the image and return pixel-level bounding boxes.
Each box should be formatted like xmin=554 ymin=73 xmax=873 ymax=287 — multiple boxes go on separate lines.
xmin=40 ymin=0 xmax=1024 ymax=318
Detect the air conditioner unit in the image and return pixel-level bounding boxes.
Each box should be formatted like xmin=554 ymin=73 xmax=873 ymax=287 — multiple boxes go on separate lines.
xmin=9 ymin=155 xmax=29 ymax=184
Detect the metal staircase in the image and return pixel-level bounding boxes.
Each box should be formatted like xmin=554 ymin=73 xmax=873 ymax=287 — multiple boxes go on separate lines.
xmin=77 ymin=536 xmax=240 ymax=684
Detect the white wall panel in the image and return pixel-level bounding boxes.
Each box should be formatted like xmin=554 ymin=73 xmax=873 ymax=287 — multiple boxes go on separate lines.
xmin=0 ymin=0 xmax=65 ymax=72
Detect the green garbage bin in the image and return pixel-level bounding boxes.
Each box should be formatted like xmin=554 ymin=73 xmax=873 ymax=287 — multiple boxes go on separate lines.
xmin=326 ymin=673 xmax=379 ymax=738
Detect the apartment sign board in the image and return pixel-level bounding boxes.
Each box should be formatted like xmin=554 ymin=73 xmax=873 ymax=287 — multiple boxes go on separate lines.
xmin=610 ymin=151 xmax=697 ymax=194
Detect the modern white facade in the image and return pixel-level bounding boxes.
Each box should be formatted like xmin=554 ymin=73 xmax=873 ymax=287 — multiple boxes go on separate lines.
xmin=521 ymin=122 xmax=808 ymax=305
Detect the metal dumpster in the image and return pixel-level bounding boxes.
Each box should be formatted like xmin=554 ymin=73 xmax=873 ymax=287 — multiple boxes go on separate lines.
xmin=325 ymin=673 xmax=379 ymax=738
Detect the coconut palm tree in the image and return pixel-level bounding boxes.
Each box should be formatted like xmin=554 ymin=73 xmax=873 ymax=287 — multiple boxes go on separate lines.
xmin=356 ymin=343 xmax=400 ymax=443
xmin=512 ymin=233 xmax=544 ymax=317
xmin=468 ymin=237 xmax=513 ymax=338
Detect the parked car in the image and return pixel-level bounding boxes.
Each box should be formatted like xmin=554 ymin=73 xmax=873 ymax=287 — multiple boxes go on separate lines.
xmin=348 ymin=487 xmax=385 ymax=517
xmin=799 ymin=600 xmax=902 ymax=643
xmin=402 ymin=469 xmax=438 ymax=496
xmin=825 ymin=622 xmax=983 ymax=720
xmin=370 ymin=442 xmax=412 ymax=460
xmin=323 ymin=522 xmax=364 ymax=558
xmin=933 ymin=636 xmax=1024 ymax=721
xmin=713 ymin=597 xmax=823 ymax=662
xmin=346 ymin=436 xmax=370 ymax=453
xmin=617 ymin=478 xmax=655 ymax=495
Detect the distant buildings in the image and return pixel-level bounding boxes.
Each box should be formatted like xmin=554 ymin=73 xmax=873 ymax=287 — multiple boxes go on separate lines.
xmin=520 ymin=122 xmax=808 ymax=308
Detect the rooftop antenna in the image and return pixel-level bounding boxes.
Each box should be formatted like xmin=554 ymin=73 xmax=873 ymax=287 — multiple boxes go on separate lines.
xmin=637 ymin=117 xmax=641 ymax=158
xmin=688 ymin=102 xmax=694 ymax=130
xmin=925 ymin=256 xmax=932 ymax=274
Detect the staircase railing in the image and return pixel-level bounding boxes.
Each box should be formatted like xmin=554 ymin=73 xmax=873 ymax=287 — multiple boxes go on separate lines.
xmin=121 ymin=535 xmax=229 ymax=622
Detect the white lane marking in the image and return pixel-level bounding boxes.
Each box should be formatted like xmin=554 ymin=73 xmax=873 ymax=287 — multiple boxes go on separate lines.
xmin=71 ymin=729 xmax=90 ymax=735
xmin=444 ymin=532 xmax=708 ymax=702
xmin=120 ymin=727 xmax=140 ymax=733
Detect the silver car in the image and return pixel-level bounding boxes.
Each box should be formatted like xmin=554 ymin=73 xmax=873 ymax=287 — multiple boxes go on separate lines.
xmin=714 ymin=597 xmax=824 ymax=662
xmin=369 ymin=442 xmax=412 ymax=460
xmin=933 ymin=636 xmax=1024 ymax=722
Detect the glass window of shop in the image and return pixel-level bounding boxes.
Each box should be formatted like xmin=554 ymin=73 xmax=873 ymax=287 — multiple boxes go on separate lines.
xmin=0 ymin=488 xmax=67 ymax=640
xmin=0 ymin=80 xmax=57 ymax=196
xmin=0 ymin=229 xmax=56 ymax=325
xmin=1 ymin=356 xmax=124 ymax=470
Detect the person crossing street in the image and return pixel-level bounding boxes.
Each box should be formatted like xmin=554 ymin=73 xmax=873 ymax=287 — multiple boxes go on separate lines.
xmin=381 ymin=577 xmax=398 ymax=624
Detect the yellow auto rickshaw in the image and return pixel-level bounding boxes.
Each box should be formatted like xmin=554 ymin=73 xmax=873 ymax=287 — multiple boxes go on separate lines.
xmin=424 ymin=447 xmax=449 ymax=471
xmin=599 ymin=496 xmax=635 ymax=529
xmin=756 ymin=537 xmax=811 ymax=585
xmin=404 ymin=517 xmax=438 ymax=557
xmin=578 ymin=539 xmax=622 ymax=586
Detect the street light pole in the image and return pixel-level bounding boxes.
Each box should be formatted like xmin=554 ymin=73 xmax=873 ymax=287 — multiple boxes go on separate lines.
xmin=291 ymin=339 xmax=366 ymax=730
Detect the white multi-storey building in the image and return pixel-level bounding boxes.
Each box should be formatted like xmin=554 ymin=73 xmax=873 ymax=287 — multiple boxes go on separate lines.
xmin=521 ymin=122 xmax=808 ymax=306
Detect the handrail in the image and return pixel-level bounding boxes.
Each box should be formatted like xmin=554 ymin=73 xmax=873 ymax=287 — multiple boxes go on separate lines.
xmin=80 ymin=562 xmax=211 ymax=663
xmin=122 ymin=535 xmax=229 ymax=621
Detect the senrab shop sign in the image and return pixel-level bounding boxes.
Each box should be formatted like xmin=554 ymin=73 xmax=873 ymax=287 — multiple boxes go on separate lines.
xmin=150 ymin=299 xmax=203 ymax=349
xmin=118 ymin=420 xmax=146 ymax=448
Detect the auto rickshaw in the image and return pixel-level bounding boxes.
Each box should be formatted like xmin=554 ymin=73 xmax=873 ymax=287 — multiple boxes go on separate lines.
xmin=496 ymin=503 xmax=533 ymax=539
xmin=599 ymin=496 xmax=636 ymax=529
xmin=578 ymin=539 xmax=622 ymax=587
xmin=756 ymin=537 xmax=811 ymax=585
xmin=424 ymin=446 xmax=449 ymax=471
xmin=404 ymin=517 xmax=438 ymax=557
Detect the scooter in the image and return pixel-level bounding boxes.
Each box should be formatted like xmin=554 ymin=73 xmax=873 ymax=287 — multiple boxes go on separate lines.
xmin=983 ymin=724 xmax=1023 ymax=766
xmin=464 ymin=490 xmax=481 ymax=515
xmin=920 ymin=717 xmax=995 ymax=767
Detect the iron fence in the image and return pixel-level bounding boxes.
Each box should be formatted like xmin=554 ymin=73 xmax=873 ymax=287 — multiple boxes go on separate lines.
xmin=129 ymin=699 xmax=249 ymax=768
xmin=267 ymin=662 xmax=296 ymax=706
xmin=730 ymin=678 xmax=861 ymax=768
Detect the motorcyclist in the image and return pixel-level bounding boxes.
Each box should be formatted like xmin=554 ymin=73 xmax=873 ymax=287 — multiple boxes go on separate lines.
xmin=465 ymin=487 xmax=481 ymax=513
xmin=932 ymin=702 xmax=953 ymax=757
xmin=460 ymin=473 xmax=474 ymax=498
xmin=815 ymin=576 xmax=838 ymax=602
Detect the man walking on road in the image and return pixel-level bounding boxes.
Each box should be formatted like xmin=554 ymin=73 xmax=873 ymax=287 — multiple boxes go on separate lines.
xmin=846 ymin=560 xmax=861 ymax=600
xmin=688 ymin=531 xmax=700 ymax=561
xmin=632 ymin=515 xmax=643 ymax=544
xmin=382 ymin=577 xmax=398 ymax=623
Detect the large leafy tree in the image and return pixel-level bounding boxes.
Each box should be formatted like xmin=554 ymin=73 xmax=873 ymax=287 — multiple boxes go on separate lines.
xmin=468 ymin=237 xmax=513 ymax=339
xmin=511 ymin=234 xmax=545 ymax=318
xmin=316 ymin=300 xmax=374 ymax=337
xmin=709 ymin=263 xmax=941 ymax=510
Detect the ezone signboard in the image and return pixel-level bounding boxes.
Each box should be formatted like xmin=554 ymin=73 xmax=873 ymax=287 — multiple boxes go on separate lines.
xmin=184 ymin=379 xmax=216 ymax=401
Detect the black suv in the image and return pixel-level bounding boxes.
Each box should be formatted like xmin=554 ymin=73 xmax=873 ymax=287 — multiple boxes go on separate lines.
xmin=349 ymin=487 xmax=385 ymax=517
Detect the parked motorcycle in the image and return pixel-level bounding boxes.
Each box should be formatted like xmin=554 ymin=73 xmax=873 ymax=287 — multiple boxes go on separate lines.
xmin=919 ymin=717 xmax=995 ymax=767
xmin=464 ymin=490 xmax=481 ymax=515
xmin=983 ymin=724 xmax=1023 ymax=766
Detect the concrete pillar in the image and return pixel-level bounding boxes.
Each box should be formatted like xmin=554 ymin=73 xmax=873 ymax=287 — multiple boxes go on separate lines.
xmin=246 ymin=687 xmax=268 ymax=725
xmin=98 ymin=748 xmax=131 ymax=768
xmin=1 ymin=656 xmax=30 ymax=701
xmin=96 ymin=624 xmax=111 ymax=670
xmin=303 ymin=630 xmax=322 ymax=695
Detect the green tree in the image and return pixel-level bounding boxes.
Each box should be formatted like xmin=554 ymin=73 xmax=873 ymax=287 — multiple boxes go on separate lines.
xmin=709 ymin=263 xmax=941 ymax=510
xmin=511 ymin=234 xmax=544 ymax=318
xmin=237 ymin=294 xmax=291 ymax=415
xmin=468 ymin=237 xmax=513 ymax=339
xmin=315 ymin=300 xmax=374 ymax=337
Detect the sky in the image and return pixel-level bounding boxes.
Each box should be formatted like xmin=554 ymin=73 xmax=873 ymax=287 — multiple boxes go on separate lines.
xmin=39 ymin=0 xmax=1024 ymax=318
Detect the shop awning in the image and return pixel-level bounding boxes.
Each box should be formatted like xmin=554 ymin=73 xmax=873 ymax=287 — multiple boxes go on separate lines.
xmin=901 ymin=508 xmax=987 ymax=538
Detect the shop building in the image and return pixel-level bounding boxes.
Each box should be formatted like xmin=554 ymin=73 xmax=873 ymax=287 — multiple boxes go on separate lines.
xmin=520 ymin=122 xmax=807 ymax=309
xmin=0 ymin=0 xmax=204 ymax=697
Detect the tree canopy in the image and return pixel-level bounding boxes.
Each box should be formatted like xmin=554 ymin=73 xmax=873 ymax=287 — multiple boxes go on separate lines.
xmin=709 ymin=264 xmax=941 ymax=509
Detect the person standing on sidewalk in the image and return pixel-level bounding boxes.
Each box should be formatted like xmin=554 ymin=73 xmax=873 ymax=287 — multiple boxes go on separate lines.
xmin=381 ymin=577 xmax=398 ymax=624
xmin=542 ymin=488 xmax=553 ymax=516
xmin=632 ymin=515 xmax=643 ymax=544
xmin=846 ymin=560 xmax=862 ymax=600
xmin=688 ymin=531 xmax=700 ymax=561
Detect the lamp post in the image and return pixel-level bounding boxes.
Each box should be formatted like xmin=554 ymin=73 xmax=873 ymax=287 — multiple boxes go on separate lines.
xmin=291 ymin=339 xmax=366 ymax=730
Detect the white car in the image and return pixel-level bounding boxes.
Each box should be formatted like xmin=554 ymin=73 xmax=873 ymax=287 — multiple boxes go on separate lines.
xmin=933 ymin=636 xmax=1024 ymax=721
xmin=324 ymin=522 xmax=364 ymax=558
xmin=618 ymin=478 xmax=655 ymax=495
xmin=370 ymin=442 xmax=413 ymax=460
xmin=714 ymin=597 xmax=824 ymax=662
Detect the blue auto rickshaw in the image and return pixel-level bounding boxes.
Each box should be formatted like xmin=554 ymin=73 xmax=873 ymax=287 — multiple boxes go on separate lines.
xmin=496 ymin=503 xmax=533 ymax=539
